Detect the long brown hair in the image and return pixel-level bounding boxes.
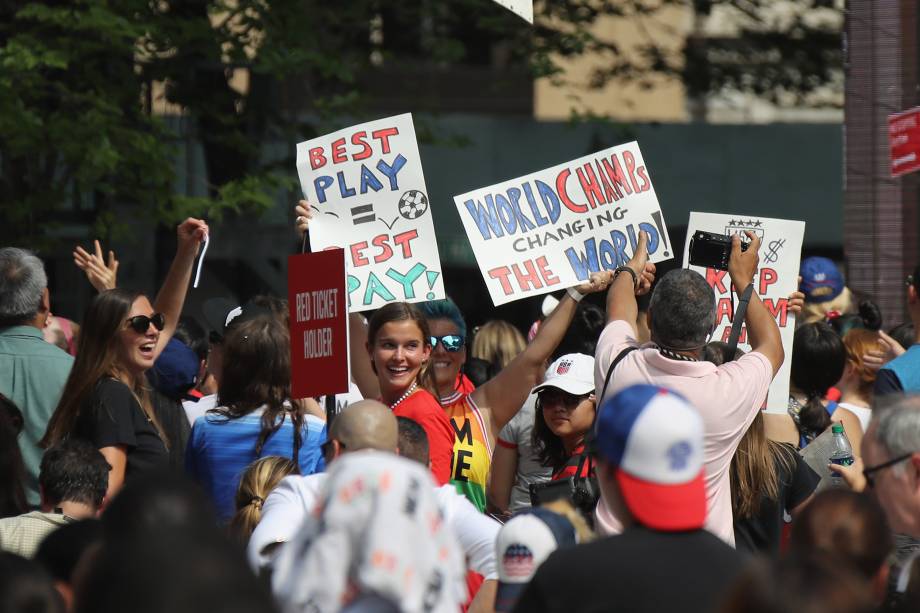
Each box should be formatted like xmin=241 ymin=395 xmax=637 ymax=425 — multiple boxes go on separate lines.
xmin=229 ymin=455 xmax=299 ymax=544
xmin=366 ymin=302 xmax=438 ymax=397
xmin=730 ymin=411 xmax=797 ymax=519
xmin=211 ymin=315 xmax=302 ymax=461
xmin=41 ymin=289 xmax=168 ymax=448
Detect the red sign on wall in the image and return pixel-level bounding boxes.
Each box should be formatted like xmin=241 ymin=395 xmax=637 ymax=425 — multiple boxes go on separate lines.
xmin=889 ymin=107 xmax=920 ymax=178
xmin=288 ymin=249 xmax=349 ymax=399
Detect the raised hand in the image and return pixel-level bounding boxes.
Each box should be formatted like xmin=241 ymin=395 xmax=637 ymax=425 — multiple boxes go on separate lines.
xmin=177 ymin=218 xmax=208 ymax=256
xmin=73 ymin=239 xmax=118 ymax=292
xmin=862 ymin=329 xmax=906 ymax=372
xmin=295 ymin=200 xmax=313 ymax=238
xmin=574 ymin=270 xmax=615 ymax=295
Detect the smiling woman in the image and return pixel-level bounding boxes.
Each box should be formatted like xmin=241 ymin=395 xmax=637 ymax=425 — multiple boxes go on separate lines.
xmin=365 ymin=302 xmax=455 ymax=485
xmin=41 ymin=218 xmax=207 ymax=500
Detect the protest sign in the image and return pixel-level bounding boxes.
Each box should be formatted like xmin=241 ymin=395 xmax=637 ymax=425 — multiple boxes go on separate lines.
xmin=296 ymin=113 xmax=445 ymax=312
xmin=453 ymin=141 xmax=672 ymax=306
xmin=288 ymin=249 xmax=349 ymax=399
xmin=889 ymin=106 xmax=920 ymax=178
xmin=492 ymin=0 xmax=532 ymax=23
xmin=682 ymin=213 xmax=805 ymax=413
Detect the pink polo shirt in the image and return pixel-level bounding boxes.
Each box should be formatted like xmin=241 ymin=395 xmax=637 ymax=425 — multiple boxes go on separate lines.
xmin=594 ymin=320 xmax=772 ymax=546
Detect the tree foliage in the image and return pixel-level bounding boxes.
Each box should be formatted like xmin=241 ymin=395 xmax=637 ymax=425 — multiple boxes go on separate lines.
xmin=0 ymin=0 xmax=843 ymax=248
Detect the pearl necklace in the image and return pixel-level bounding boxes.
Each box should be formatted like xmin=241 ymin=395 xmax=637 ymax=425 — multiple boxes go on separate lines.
xmin=389 ymin=381 xmax=418 ymax=410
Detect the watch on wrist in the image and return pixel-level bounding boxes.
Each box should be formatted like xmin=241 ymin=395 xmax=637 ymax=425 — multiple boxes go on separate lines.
xmin=614 ymin=266 xmax=639 ymax=288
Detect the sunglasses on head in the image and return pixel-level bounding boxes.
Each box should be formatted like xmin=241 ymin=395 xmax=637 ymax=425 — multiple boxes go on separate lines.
xmin=125 ymin=313 xmax=165 ymax=334
xmin=429 ymin=334 xmax=464 ymax=352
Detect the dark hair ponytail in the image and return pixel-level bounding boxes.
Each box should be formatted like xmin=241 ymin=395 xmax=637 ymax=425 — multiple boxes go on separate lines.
xmin=828 ymin=300 xmax=882 ymax=336
xmin=791 ymin=323 xmax=846 ymax=439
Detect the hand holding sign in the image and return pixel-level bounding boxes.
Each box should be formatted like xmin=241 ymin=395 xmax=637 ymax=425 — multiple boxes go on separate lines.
xmin=623 ymin=231 xmax=657 ymax=296
xmin=573 ymin=270 xmax=615 ymax=295
xmin=295 ymin=200 xmax=312 ymax=238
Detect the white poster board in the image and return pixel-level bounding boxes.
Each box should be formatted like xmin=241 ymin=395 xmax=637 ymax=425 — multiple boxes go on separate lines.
xmin=493 ymin=0 xmax=533 ymax=23
xmin=453 ymin=141 xmax=672 ymax=306
xmin=682 ymin=213 xmax=805 ymax=413
xmin=296 ymin=113 xmax=445 ymax=312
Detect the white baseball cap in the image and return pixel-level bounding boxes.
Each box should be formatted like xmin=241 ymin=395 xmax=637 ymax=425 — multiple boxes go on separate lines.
xmin=531 ymin=353 xmax=595 ymax=397
xmin=494 ymin=508 xmax=577 ymax=612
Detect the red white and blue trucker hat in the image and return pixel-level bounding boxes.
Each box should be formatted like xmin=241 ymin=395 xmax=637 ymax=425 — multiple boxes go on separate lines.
xmin=593 ymin=384 xmax=706 ymax=531
xmin=530 ymin=353 xmax=595 ymax=397
xmin=494 ymin=507 xmax=577 ymax=612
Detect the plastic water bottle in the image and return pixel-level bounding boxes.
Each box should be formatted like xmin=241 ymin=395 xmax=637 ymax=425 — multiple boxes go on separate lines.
xmin=829 ymin=423 xmax=855 ymax=487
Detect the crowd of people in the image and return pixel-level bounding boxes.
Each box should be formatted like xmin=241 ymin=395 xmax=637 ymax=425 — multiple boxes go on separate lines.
xmin=1 ymin=206 xmax=920 ymax=613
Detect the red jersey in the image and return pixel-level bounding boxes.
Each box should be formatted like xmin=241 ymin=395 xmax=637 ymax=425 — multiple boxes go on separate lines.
xmin=392 ymin=388 xmax=455 ymax=485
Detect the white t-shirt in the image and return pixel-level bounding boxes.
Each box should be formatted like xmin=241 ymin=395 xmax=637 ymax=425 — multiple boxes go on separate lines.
xmin=248 ymin=465 xmax=499 ymax=579
xmin=182 ymin=393 xmax=217 ymax=426
xmin=497 ymin=394 xmax=552 ymax=513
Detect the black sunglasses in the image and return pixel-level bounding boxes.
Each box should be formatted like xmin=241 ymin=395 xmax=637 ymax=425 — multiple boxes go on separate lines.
xmin=429 ymin=334 xmax=464 ymax=352
xmin=538 ymin=388 xmax=590 ymax=409
xmin=125 ymin=313 xmax=165 ymax=334
xmin=863 ymin=452 xmax=914 ymax=488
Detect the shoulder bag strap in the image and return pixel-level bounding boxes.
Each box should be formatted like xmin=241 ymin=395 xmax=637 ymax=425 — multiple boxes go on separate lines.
xmin=599 ymin=346 xmax=638 ymax=401
xmin=725 ymin=283 xmax=755 ymax=359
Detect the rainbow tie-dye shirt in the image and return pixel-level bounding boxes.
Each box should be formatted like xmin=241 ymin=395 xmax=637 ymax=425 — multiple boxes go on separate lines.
xmin=441 ymin=391 xmax=492 ymax=512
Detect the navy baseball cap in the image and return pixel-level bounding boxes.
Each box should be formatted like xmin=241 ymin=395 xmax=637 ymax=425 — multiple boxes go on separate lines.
xmin=799 ymin=257 xmax=845 ymax=303
xmin=150 ymin=337 xmax=199 ymax=399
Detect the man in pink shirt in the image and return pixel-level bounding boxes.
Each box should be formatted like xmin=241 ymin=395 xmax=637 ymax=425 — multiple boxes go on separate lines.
xmin=593 ymin=231 xmax=783 ymax=546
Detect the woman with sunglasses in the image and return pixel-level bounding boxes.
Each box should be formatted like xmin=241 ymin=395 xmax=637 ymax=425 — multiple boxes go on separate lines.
xmin=531 ymin=354 xmax=598 ymax=481
xmin=418 ymin=269 xmax=647 ymax=511
xmin=42 ymin=218 xmax=207 ymax=499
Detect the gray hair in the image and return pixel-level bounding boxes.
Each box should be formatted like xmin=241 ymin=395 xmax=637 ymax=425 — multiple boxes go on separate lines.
xmin=873 ymin=397 xmax=920 ymax=469
xmin=648 ymin=269 xmax=716 ymax=350
xmin=0 ymin=247 xmax=47 ymax=323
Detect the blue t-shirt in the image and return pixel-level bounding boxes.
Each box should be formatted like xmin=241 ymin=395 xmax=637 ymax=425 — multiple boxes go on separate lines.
xmin=876 ymin=344 xmax=920 ymax=397
xmin=185 ymin=408 xmax=326 ymax=521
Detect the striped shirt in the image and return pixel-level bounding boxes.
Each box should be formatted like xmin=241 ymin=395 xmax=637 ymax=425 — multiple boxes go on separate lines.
xmin=441 ymin=391 xmax=492 ymax=512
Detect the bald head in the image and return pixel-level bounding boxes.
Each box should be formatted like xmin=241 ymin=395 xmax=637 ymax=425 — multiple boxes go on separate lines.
xmin=330 ymin=400 xmax=398 ymax=453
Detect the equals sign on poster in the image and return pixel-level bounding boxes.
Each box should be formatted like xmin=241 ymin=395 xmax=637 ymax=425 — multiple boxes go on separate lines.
xmin=351 ymin=204 xmax=375 ymax=225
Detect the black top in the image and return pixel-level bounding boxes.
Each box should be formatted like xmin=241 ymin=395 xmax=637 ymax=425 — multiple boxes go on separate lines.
xmin=513 ymin=527 xmax=744 ymax=613
xmin=733 ymin=445 xmax=819 ymax=556
xmin=74 ymin=378 xmax=168 ymax=478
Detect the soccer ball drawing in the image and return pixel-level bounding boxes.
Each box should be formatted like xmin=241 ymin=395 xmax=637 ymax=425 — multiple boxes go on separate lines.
xmin=398 ymin=190 xmax=429 ymax=220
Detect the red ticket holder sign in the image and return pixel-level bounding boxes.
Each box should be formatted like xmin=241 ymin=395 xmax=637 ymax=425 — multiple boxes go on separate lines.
xmin=288 ymin=249 xmax=349 ymax=399
xmin=889 ymin=107 xmax=920 ymax=178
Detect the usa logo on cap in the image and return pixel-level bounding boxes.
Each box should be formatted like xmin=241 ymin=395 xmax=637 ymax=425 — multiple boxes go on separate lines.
xmin=556 ymin=360 xmax=572 ymax=375
xmin=502 ymin=544 xmax=534 ymax=578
